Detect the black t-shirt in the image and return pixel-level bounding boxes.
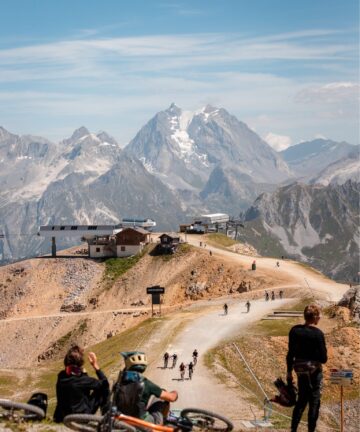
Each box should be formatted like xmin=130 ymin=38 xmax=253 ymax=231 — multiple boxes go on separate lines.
xmin=53 ymin=369 xmax=109 ymax=422
xmin=286 ymin=324 xmax=327 ymax=373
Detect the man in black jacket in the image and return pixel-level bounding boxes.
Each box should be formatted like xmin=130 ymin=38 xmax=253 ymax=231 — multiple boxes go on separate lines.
xmin=286 ymin=304 xmax=327 ymax=432
xmin=54 ymin=345 xmax=109 ymax=422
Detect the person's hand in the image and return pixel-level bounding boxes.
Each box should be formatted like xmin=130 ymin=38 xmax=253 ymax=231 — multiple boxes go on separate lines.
xmin=88 ymin=352 xmax=100 ymax=370
xmin=170 ymin=390 xmax=178 ymax=401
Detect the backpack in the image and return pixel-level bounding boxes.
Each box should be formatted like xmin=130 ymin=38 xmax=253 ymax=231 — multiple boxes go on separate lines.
xmin=113 ymin=370 xmax=145 ymax=418
xmin=26 ymin=392 xmax=48 ymax=418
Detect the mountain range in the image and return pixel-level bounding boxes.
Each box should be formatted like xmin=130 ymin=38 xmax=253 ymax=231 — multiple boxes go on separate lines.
xmin=0 ymin=104 xmax=358 ymax=280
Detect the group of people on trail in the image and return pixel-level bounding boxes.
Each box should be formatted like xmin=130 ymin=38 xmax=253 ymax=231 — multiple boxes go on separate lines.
xmin=265 ymin=290 xmax=283 ymax=301
xmin=53 ymin=304 xmax=326 ymax=432
xmin=223 ymin=301 xmax=251 ymax=314
xmin=162 ymin=352 xmax=178 ymax=369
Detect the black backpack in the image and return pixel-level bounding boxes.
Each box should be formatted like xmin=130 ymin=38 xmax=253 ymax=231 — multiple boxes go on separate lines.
xmin=113 ymin=371 xmax=145 ymax=418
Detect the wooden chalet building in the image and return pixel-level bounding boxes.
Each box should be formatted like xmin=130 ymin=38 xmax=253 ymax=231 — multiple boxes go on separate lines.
xmin=89 ymin=227 xmax=150 ymax=258
xmin=115 ymin=227 xmax=150 ymax=257
xmin=158 ymin=232 xmax=180 ymax=254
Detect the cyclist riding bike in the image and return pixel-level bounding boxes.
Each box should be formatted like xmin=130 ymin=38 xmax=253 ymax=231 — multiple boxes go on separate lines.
xmin=223 ymin=303 xmax=228 ymax=315
xmin=245 ymin=301 xmax=251 ymax=313
xmin=188 ymin=362 xmax=194 ymax=380
xmin=171 ymin=353 xmax=178 ymax=369
xmin=114 ymin=351 xmax=178 ymax=425
xmin=192 ymin=349 xmax=198 ymax=366
xmin=163 ymin=352 xmax=169 ymax=369
xmin=179 ymin=362 xmax=186 ymax=381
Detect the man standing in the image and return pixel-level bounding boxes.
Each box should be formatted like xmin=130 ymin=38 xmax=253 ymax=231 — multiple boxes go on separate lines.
xmin=286 ymin=304 xmax=327 ymax=432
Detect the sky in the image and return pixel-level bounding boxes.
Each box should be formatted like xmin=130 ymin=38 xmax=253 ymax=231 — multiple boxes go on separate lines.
xmin=0 ymin=0 xmax=358 ymax=149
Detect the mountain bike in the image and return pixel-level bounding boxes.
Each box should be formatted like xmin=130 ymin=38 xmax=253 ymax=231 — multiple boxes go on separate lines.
xmin=64 ymin=407 xmax=234 ymax=432
xmin=192 ymin=356 xmax=197 ymax=366
xmin=188 ymin=369 xmax=193 ymax=380
xmin=0 ymin=398 xmax=46 ymax=422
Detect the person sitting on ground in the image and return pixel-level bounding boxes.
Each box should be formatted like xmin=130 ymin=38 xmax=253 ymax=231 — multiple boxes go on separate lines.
xmin=114 ymin=351 xmax=178 ymax=425
xmin=53 ymin=345 xmax=109 ymax=423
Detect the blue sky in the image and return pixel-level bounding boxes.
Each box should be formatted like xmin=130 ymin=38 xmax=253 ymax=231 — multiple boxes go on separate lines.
xmin=0 ymin=0 xmax=358 ymax=149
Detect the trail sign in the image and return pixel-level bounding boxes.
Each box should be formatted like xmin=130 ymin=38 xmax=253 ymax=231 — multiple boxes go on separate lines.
xmin=330 ymin=369 xmax=353 ymax=386
xmin=146 ymin=285 xmax=165 ymax=316
xmin=147 ymin=286 xmax=165 ymax=294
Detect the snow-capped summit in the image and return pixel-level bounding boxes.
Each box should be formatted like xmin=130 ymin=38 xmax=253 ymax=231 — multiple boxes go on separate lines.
xmin=126 ymin=104 xmax=291 ymax=194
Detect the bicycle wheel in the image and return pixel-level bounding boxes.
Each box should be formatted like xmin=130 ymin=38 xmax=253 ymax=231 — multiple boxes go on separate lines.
xmin=180 ymin=408 xmax=233 ymax=432
xmin=63 ymin=414 xmax=103 ymax=432
xmin=0 ymin=399 xmax=45 ymax=421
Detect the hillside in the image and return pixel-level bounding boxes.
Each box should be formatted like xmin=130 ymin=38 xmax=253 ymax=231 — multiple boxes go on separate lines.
xmin=242 ymin=180 xmax=360 ymax=282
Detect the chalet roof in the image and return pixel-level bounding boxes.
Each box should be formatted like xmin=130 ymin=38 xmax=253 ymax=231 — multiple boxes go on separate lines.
xmin=159 ymin=232 xmax=180 ymax=239
xmin=116 ymin=227 xmax=149 ymax=236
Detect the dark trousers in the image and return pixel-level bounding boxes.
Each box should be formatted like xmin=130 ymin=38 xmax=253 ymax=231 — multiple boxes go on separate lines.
xmin=291 ymin=370 xmax=322 ymax=432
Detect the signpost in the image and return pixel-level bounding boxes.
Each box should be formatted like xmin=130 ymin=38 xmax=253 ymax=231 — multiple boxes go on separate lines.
xmin=146 ymin=286 xmax=165 ymax=316
xmin=330 ymin=369 xmax=353 ymax=432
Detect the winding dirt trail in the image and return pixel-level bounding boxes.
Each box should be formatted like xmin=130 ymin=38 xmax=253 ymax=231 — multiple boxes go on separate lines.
xmin=144 ymin=297 xmax=292 ymax=428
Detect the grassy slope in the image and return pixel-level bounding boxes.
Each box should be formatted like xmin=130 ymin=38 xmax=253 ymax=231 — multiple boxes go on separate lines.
xmin=205 ymin=298 xmax=359 ymax=429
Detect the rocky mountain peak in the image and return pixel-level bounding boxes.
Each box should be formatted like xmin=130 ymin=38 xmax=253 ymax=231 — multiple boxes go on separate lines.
xmin=165 ymin=102 xmax=182 ymax=117
xmin=0 ymin=126 xmax=16 ymax=143
xmin=70 ymin=126 xmax=90 ymax=141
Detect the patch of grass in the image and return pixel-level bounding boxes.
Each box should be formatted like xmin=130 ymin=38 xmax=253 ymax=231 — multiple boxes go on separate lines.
xmin=0 ymin=374 xmax=18 ymax=397
xmin=205 ymin=233 xmax=238 ymax=248
xmin=253 ymin=317 xmax=301 ymax=337
xmin=102 ymin=246 xmax=149 ymax=290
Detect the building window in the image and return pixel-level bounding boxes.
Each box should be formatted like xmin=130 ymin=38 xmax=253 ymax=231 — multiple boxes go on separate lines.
xmin=71 ymin=226 xmax=78 ymax=230
xmin=121 ymin=246 xmax=126 ymax=251
xmin=60 ymin=226 xmax=65 ymax=230
xmin=96 ymin=247 xmax=100 ymax=252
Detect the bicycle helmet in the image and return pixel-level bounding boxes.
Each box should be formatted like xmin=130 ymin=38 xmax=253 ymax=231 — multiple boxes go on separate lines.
xmin=121 ymin=351 xmax=148 ymax=373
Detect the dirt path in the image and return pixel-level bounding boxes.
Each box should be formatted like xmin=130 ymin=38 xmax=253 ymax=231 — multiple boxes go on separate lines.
xmin=185 ymin=235 xmax=348 ymax=301
xmin=138 ymin=297 xmax=294 ymax=429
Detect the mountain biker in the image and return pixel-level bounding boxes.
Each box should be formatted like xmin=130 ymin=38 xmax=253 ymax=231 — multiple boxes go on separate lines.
xmin=279 ymin=290 xmax=284 ymax=299
xmin=188 ymin=362 xmax=194 ymax=380
xmin=271 ymin=291 xmax=275 ymax=300
xmin=286 ymin=305 xmax=327 ymax=432
xmin=223 ymin=303 xmax=228 ymax=315
xmin=265 ymin=291 xmax=269 ymax=301
xmin=53 ymin=346 xmax=109 ymax=423
xmin=114 ymin=351 xmax=178 ymax=425
xmin=171 ymin=353 xmax=178 ymax=369
xmin=245 ymin=300 xmax=251 ymax=313
xmin=163 ymin=352 xmax=169 ymax=369
xmin=192 ymin=349 xmax=198 ymax=365
xmin=179 ymin=362 xmax=186 ymax=380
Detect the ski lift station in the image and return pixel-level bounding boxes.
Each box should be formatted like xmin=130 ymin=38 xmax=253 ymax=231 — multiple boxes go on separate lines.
xmin=196 ymin=213 xmax=230 ymax=224
xmin=38 ymin=218 xmax=156 ymax=257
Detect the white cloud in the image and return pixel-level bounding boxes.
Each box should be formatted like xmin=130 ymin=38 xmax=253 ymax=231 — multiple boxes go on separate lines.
xmin=295 ymin=82 xmax=359 ymax=104
xmin=264 ymin=132 xmax=292 ymax=151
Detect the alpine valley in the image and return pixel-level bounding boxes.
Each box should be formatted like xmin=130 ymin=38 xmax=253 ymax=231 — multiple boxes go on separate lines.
xmin=0 ymin=104 xmax=359 ymax=281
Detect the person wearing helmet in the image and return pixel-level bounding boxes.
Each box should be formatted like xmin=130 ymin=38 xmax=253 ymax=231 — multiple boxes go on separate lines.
xmin=53 ymin=346 xmax=109 ymax=423
xmin=114 ymin=351 xmax=178 ymax=425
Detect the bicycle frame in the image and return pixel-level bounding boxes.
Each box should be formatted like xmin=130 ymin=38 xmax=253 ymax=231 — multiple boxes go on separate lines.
xmin=113 ymin=412 xmax=175 ymax=432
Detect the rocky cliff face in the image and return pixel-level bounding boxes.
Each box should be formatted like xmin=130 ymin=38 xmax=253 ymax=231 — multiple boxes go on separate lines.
xmin=242 ymin=180 xmax=360 ymax=281
xmin=125 ymin=104 xmax=292 ymax=212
